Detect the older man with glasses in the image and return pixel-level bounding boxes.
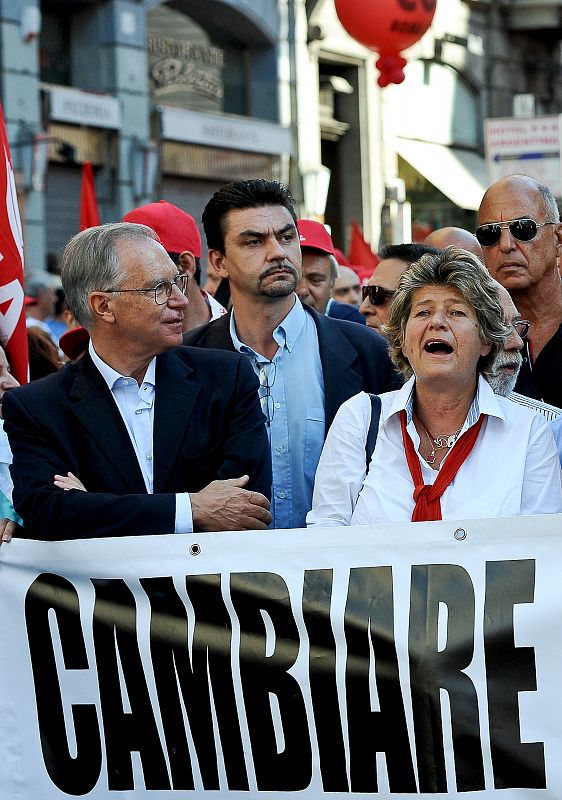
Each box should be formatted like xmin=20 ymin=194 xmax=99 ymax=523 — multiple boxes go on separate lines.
xmin=3 ymin=222 xmax=272 ymax=541
xmin=477 ymin=174 xmax=562 ymax=407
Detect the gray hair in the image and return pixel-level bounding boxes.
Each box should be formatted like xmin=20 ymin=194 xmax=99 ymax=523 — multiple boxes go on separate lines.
xmin=24 ymin=271 xmax=56 ymax=298
xmin=60 ymin=222 xmax=159 ymax=329
xmin=327 ymin=254 xmax=338 ymax=283
xmin=384 ymin=246 xmax=511 ymax=379
xmin=537 ymin=180 xmax=560 ymax=222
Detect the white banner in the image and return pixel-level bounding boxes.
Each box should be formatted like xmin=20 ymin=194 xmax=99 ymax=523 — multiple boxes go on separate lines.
xmin=1 ymin=515 xmax=562 ymax=798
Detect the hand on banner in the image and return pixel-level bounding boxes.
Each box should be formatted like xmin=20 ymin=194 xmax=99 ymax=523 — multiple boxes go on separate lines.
xmin=53 ymin=472 xmax=87 ymax=492
xmin=0 ymin=518 xmax=15 ymax=544
xmin=191 ymin=475 xmax=272 ymax=531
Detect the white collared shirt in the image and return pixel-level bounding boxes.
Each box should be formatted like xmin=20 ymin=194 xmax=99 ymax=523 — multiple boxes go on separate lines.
xmin=89 ymin=342 xmax=192 ymax=532
xmin=307 ymin=375 xmax=562 ymax=526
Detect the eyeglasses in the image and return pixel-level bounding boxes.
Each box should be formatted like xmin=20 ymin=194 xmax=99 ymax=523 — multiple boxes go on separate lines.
xmin=512 ymin=319 xmax=531 ymax=339
xmin=258 ymin=360 xmax=276 ymax=426
xmin=102 ymin=273 xmax=189 ymax=305
xmin=475 ymin=218 xmax=557 ymax=247
xmin=361 ymin=284 xmax=395 ymax=306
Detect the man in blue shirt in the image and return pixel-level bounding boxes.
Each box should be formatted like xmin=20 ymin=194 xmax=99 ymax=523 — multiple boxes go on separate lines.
xmin=184 ymin=179 xmax=400 ymax=529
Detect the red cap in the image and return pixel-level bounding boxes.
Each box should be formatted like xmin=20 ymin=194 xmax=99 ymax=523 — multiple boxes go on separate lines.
xmin=59 ymin=326 xmax=90 ymax=361
xmin=351 ymin=263 xmax=377 ymax=284
xmin=122 ymin=201 xmax=202 ymax=258
xmin=297 ymin=219 xmax=336 ymax=256
xmin=334 ymin=247 xmax=351 ymax=266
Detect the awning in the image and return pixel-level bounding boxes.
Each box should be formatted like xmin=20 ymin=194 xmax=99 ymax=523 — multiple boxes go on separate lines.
xmin=395 ymin=138 xmax=487 ymax=211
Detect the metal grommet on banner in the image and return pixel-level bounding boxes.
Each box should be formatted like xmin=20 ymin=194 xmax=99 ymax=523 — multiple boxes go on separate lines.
xmin=454 ymin=528 xmax=467 ymax=541
xmin=189 ymin=543 xmax=201 ymax=556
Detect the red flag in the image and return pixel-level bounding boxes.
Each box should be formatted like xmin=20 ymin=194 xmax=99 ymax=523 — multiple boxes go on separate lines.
xmin=348 ymin=221 xmax=379 ymax=271
xmin=79 ymin=162 xmax=100 ymax=230
xmin=0 ymin=103 xmax=28 ymax=384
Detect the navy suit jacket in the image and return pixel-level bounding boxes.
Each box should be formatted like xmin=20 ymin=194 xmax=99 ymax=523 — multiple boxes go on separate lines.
xmin=3 ymin=347 xmax=271 ymax=540
xmin=183 ymin=302 xmax=401 ymax=435
xmin=327 ymin=299 xmax=366 ymax=324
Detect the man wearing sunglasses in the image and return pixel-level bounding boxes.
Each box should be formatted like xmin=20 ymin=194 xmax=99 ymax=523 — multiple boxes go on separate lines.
xmin=477 ymin=174 xmax=562 ymax=407
xmin=359 ymin=243 xmax=440 ymax=336
xmin=3 ymin=222 xmax=272 ymax=540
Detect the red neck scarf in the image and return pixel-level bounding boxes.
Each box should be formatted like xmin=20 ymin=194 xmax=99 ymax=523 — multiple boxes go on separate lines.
xmin=400 ymin=410 xmax=484 ymax=522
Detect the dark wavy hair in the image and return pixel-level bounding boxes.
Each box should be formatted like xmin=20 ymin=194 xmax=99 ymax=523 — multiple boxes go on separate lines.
xmin=202 ymin=179 xmax=297 ymax=253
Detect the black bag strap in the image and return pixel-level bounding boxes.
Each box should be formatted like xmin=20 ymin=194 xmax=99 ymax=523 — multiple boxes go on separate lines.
xmin=365 ymin=393 xmax=382 ymax=473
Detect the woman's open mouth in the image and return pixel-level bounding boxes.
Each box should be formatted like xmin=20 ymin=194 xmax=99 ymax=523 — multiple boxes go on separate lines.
xmin=424 ymin=340 xmax=453 ymax=355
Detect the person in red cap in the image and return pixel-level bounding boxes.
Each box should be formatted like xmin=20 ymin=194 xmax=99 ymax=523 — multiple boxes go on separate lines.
xmin=58 ymin=325 xmax=90 ymax=361
xmin=360 ymin=243 xmax=440 ymax=337
xmin=123 ymin=200 xmax=227 ymax=331
xmin=184 ymin=179 xmax=401 ymax=530
xmin=296 ymin=219 xmax=365 ymax=324
xmin=4 ymin=221 xmax=272 ymax=540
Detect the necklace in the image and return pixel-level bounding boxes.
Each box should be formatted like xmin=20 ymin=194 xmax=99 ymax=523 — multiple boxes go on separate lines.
xmin=414 ymin=412 xmax=462 ymax=465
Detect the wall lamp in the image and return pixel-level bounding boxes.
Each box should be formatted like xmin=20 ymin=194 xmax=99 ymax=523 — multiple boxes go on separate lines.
xmin=11 ymin=121 xmax=76 ymax=193
xmin=130 ymin=137 xmax=159 ymax=202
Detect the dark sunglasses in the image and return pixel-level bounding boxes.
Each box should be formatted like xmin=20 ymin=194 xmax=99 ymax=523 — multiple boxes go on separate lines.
xmin=361 ymin=284 xmax=395 ymax=306
xmin=475 ymin=218 xmax=557 ymax=247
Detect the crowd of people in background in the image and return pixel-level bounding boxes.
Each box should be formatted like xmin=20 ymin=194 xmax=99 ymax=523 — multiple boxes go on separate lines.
xmin=2 ymin=171 xmax=562 ymax=542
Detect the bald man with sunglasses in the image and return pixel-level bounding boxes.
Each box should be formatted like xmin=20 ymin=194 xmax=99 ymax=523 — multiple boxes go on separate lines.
xmin=477 ymin=174 xmax=562 ymax=407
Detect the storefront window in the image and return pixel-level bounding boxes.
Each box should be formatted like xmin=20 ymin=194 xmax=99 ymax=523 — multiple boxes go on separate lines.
xmin=40 ymin=8 xmax=71 ymax=86
xmin=399 ymin=158 xmax=476 ymax=240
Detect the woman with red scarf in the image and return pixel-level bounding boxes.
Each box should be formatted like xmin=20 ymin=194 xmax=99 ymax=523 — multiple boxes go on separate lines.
xmin=307 ymin=247 xmax=562 ymax=525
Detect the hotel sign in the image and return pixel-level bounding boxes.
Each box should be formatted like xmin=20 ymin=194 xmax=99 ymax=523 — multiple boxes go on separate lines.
xmin=485 ymin=115 xmax=562 ymax=196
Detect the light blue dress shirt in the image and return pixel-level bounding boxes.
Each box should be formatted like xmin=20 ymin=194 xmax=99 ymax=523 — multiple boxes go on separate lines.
xmin=230 ymin=297 xmax=325 ymax=529
xmin=89 ymin=343 xmax=192 ymax=532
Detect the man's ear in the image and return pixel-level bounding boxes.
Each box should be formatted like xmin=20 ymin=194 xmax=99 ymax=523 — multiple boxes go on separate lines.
xmin=208 ymin=249 xmax=229 ymax=279
xmin=178 ymin=251 xmax=196 ymax=276
xmin=89 ymin=292 xmax=116 ymax=324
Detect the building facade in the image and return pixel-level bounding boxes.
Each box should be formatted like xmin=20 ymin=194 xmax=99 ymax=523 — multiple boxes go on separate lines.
xmin=305 ymin=0 xmax=562 ymax=249
xmin=2 ymin=0 xmax=562 ymax=269
xmin=2 ymin=0 xmax=292 ymax=269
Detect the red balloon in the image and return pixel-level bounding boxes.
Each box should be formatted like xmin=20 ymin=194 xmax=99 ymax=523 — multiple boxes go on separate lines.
xmin=335 ymin=0 xmax=437 ymax=87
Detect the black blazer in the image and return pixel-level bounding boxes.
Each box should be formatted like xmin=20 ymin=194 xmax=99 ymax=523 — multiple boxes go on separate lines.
xmin=3 ymin=347 xmax=271 ymax=540
xmin=327 ymin=300 xmax=366 ymax=324
xmin=183 ymin=303 xmax=401 ymax=435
